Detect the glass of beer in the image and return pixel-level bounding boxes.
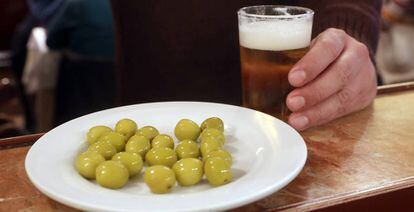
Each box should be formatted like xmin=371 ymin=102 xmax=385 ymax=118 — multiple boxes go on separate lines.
xmin=238 ymin=5 xmax=314 ymax=120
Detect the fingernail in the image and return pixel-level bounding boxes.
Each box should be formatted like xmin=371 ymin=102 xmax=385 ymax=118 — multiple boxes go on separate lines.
xmin=289 ymin=70 xmax=306 ymax=86
xmin=288 ymin=96 xmax=305 ymax=111
xmin=290 ymin=115 xmax=309 ymax=129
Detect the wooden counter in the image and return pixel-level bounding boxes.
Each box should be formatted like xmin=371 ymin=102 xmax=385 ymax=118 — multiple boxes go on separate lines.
xmin=1 ymin=82 xmax=414 ymax=211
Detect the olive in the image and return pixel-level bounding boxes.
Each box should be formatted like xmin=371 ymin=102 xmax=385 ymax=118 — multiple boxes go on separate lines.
xmin=145 ymin=147 xmax=177 ymax=167
xmin=175 ymin=139 xmax=199 ymax=159
xmin=174 ymin=119 xmax=201 ymax=141
xmin=172 ymin=158 xmax=203 ymax=186
xmin=204 ymin=157 xmax=232 ymax=186
xmin=88 ymin=140 xmax=117 ymax=160
xmin=201 ymin=117 xmax=224 ymax=132
xmin=200 ymin=128 xmax=225 ymax=145
xmin=96 ymin=161 xmax=129 ymax=189
xmin=125 ymin=135 xmax=151 ymax=158
xmin=112 ymin=152 xmax=143 ymax=177
xmin=204 ymin=150 xmax=232 ymax=166
xmin=200 ymin=136 xmax=223 ymax=158
xmin=115 ymin=118 xmax=137 ymax=139
xmin=75 ymin=151 xmax=105 ymax=179
xmin=86 ymin=126 xmax=112 ymax=145
xmin=144 ymin=165 xmax=176 ymax=194
xmin=136 ymin=126 xmax=159 ymax=140
xmin=151 ymin=134 xmax=174 ymax=149
xmin=99 ymin=131 xmax=126 ymax=152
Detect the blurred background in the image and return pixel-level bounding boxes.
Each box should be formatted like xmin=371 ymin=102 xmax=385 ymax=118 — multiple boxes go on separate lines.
xmin=0 ymin=0 xmax=413 ymax=137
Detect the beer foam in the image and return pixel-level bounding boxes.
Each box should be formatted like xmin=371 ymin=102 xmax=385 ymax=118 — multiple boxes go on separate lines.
xmin=239 ymin=20 xmax=313 ymax=51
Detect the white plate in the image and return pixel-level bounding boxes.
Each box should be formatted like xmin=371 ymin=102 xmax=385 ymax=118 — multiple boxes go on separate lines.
xmin=25 ymin=102 xmax=306 ymax=211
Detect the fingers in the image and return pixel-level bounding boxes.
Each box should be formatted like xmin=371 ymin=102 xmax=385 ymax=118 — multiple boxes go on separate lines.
xmin=286 ymin=40 xmax=364 ymax=111
xmin=286 ymin=27 xmax=377 ymax=131
xmin=288 ymin=28 xmax=347 ymax=87
xmin=288 ymin=52 xmax=377 ymax=131
xmin=288 ymin=85 xmax=372 ymax=131
xmin=288 ymin=89 xmax=351 ymax=131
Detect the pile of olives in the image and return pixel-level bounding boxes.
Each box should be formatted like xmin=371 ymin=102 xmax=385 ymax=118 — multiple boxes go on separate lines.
xmin=75 ymin=117 xmax=233 ymax=194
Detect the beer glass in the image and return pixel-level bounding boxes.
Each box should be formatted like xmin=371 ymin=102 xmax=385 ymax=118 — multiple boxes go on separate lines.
xmin=238 ymin=5 xmax=314 ymax=120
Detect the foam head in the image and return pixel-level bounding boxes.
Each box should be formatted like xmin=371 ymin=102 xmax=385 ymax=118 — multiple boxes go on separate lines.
xmin=238 ymin=6 xmax=314 ymax=51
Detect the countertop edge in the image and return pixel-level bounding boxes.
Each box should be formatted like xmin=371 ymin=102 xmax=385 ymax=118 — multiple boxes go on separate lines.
xmin=278 ymin=176 xmax=414 ymax=211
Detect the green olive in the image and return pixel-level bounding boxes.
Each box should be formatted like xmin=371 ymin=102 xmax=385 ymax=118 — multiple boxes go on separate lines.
xmin=204 ymin=157 xmax=232 ymax=186
xmin=174 ymin=119 xmax=201 ymax=141
xmin=175 ymin=139 xmax=199 ymax=159
xmin=88 ymin=140 xmax=117 ymax=160
xmin=96 ymin=161 xmax=129 ymax=189
xmin=145 ymin=147 xmax=177 ymax=167
xmin=86 ymin=126 xmax=112 ymax=145
xmin=75 ymin=151 xmax=105 ymax=179
xmin=136 ymin=126 xmax=159 ymax=140
xmin=204 ymin=150 xmax=232 ymax=166
xmin=125 ymin=135 xmax=151 ymax=158
xmin=172 ymin=158 xmax=203 ymax=186
xmin=99 ymin=131 xmax=126 ymax=152
xmin=144 ymin=165 xmax=176 ymax=194
xmin=115 ymin=118 xmax=137 ymax=139
xmin=151 ymin=134 xmax=174 ymax=149
xmin=112 ymin=152 xmax=143 ymax=177
xmin=200 ymin=128 xmax=225 ymax=145
xmin=200 ymin=136 xmax=223 ymax=158
xmin=201 ymin=117 xmax=224 ymax=132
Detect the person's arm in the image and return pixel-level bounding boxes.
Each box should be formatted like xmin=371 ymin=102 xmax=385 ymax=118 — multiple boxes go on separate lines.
xmin=286 ymin=0 xmax=382 ymax=131
xmin=27 ymin=0 xmax=66 ymax=24
xmin=300 ymin=0 xmax=382 ymax=58
xmin=46 ymin=0 xmax=79 ymax=50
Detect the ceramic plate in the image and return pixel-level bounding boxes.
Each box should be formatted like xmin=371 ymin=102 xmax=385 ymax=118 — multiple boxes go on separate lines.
xmin=25 ymin=102 xmax=306 ymax=211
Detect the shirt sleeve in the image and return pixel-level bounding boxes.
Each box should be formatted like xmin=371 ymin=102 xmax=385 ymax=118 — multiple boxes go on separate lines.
xmin=46 ymin=0 xmax=80 ymax=50
xmin=299 ymin=0 xmax=382 ymax=56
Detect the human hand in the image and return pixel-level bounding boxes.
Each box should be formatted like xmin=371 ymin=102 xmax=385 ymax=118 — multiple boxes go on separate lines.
xmin=286 ymin=28 xmax=377 ymax=131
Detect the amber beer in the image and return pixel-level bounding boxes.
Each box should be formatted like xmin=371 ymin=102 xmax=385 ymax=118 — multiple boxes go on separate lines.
xmin=238 ymin=6 xmax=314 ymax=120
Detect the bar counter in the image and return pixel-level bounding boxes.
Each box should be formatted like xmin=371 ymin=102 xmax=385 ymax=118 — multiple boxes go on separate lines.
xmin=1 ymin=82 xmax=414 ymax=211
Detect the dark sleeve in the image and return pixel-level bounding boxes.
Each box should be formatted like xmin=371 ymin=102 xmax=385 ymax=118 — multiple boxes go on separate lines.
xmin=46 ymin=0 xmax=79 ymax=50
xmin=299 ymin=0 xmax=382 ymax=56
